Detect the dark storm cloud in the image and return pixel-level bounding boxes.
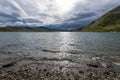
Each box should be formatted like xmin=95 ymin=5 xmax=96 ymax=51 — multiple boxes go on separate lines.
xmin=0 ymin=0 xmax=120 ymax=27
xmin=67 ymin=12 xmax=97 ymax=21
xmin=0 ymin=12 xmax=20 ymax=22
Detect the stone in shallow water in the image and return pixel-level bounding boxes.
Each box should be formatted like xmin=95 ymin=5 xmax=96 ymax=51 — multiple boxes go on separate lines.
xmin=100 ymin=62 xmax=108 ymax=68
xmin=114 ymin=62 xmax=120 ymax=66
xmin=87 ymin=64 xmax=99 ymax=68
xmin=92 ymin=57 xmax=100 ymax=61
xmin=2 ymin=62 xmax=15 ymax=68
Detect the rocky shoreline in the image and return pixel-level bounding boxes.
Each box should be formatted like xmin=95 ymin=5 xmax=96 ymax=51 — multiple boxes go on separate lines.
xmin=0 ymin=55 xmax=120 ymax=80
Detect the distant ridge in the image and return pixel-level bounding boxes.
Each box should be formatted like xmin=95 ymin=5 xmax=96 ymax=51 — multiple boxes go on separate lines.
xmin=80 ymin=6 xmax=120 ymax=32
xmin=0 ymin=26 xmax=52 ymax=32
xmin=0 ymin=26 xmax=74 ymax=32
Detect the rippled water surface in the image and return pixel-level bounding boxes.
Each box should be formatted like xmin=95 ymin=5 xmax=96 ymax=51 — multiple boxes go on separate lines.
xmin=0 ymin=32 xmax=120 ymax=63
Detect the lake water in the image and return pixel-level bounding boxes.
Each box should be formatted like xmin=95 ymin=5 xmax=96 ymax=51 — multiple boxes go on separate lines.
xmin=0 ymin=32 xmax=120 ymax=80
xmin=0 ymin=32 xmax=120 ymax=64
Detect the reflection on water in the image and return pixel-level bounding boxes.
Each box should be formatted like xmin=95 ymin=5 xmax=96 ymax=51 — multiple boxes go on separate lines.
xmin=59 ymin=32 xmax=72 ymax=60
xmin=0 ymin=32 xmax=120 ymax=63
xmin=59 ymin=32 xmax=72 ymax=52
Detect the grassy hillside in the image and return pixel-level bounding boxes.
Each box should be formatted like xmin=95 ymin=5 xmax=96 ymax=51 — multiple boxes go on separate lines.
xmin=80 ymin=6 xmax=120 ymax=32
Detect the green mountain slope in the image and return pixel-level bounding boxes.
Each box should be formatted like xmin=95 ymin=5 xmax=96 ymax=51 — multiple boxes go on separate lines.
xmin=81 ymin=6 xmax=120 ymax=32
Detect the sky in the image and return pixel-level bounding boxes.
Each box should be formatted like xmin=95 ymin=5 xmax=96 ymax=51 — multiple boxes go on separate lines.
xmin=0 ymin=0 xmax=120 ymax=28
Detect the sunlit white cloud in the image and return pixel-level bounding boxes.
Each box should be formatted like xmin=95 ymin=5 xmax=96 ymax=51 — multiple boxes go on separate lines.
xmin=0 ymin=0 xmax=120 ymax=28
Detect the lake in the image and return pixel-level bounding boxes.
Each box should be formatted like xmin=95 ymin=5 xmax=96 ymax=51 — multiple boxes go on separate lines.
xmin=0 ymin=32 xmax=120 ymax=79
xmin=0 ymin=32 xmax=120 ymax=60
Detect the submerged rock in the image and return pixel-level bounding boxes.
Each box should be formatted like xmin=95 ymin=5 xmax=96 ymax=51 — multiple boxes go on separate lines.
xmin=92 ymin=57 xmax=100 ymax=61
xmin=114 ymin=62 xmax=120 ymax=66
xmin=99 ymin=61 xmax=113 ymax=68
xmin=87 ymin=64 xmax=99 ymax=68
xmin=2 ymin=62 xmax=15 ymax=68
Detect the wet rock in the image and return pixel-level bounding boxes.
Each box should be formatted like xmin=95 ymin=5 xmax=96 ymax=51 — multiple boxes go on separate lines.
xmin=43 ymin=69 xmax=47 ymax=72
xmin=100 ymin=62 xmax=108 ymax=68
xmin=104 ymin=71 xmax=111 ymax=76
xmin=79 ymin=70 xmax=84 ymax=74
xmin=92 ymin=57 xmax=100 ymax=61
xmin=114 ymin=62 xmax=120 ymax=66
xmin=2 ymin=62 xmax=15 ymax=68
xmin=87 ymin=64 xmax=99 ymax=68
xmin=99 ymin=62 xmax=112 ymax=68
xmin=41 ymin=49 xmax=59 ymax=53
xmin=59 ymin=66 xmax=62 ymax=70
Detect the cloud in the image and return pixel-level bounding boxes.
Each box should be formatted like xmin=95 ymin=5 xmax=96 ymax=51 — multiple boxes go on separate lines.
xmin=0 ymin=0 xmax=120 ymax=27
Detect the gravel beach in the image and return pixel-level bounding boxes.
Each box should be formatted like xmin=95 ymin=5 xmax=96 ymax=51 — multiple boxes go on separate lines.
xmin=0 ymin=54 xmax=120 ymax=80
xmin=0 ymin=32 xmax=120 ymax=80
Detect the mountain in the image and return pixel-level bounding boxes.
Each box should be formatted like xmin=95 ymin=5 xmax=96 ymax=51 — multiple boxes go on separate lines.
xmin=0 ymin=25 xmax=79 ymax=32
xmin=80 ymin=6 xmax=120 ymax=32
xmin=0 ymin=26 xmax=53 ymax=32
xmin=1 ymin=5 xmax=120 ymax=32
xmin=0 ymin=23 xmax=84 ymax=32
